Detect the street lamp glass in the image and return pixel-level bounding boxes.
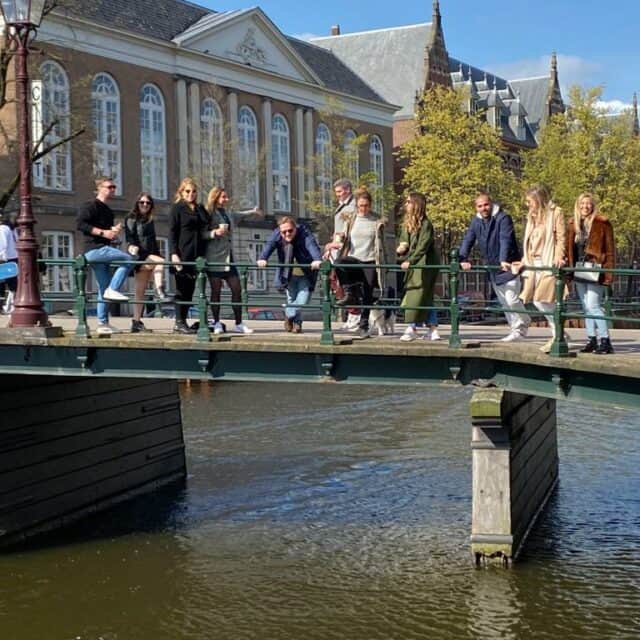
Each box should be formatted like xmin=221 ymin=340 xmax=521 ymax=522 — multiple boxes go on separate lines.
xmin=0 ymin=0 xmax=45 ymax=26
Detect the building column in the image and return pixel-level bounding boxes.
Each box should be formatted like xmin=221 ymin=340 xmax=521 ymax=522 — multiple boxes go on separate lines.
xmin=303 ymin=108 xmax=315 ymax=201
xmin=175 ymin=79 xmax=188 ymax=179
xmin=262 ymin=97 xmax=273 ymax=217
xmin=294 ymin=106 xmax=306 ymax=217
xmin=188 ymin=82 xmax=201 ymax=182
xmin=227 ymin=90 xmax=239 ymax=202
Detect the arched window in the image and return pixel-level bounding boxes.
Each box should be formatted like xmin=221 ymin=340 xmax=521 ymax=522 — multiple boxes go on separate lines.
xmin=315 ymin=123 xmax=332 ymax=210
xmin=271 ymin=114 xmax=290 ymax=212
xmin=237 ymin=105 xmax=259 ymax=208
xmin=369 ymin=135 xmax=384 ymax=212
xmin=34 ymin=61 xmax=71 ymax=191
xmin=139 ymin=84 xmax=167 ymax=200
xmin=91 ymin=73 xmax=121 ymax=193
xmin=200 ymin=97 xmax=224 ymax=192
xmin=343 ymin=129 xmax=359 ymax=183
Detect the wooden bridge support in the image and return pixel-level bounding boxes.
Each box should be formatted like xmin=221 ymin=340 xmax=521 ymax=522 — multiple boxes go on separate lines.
xmin=0 ymin=375 xmax=186 ymax=547
xmin=470 ymin=387 xmax=559 ymax=566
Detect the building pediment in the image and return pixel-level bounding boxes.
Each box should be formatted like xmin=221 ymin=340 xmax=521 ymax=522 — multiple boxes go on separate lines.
xmin=173 ymin=8 xmax=321 ymax=85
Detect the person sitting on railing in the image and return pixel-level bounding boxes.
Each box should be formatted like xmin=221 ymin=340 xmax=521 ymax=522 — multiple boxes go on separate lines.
xmin=459 ymin=191 xmax=530 ymax=342
xmin=168 ymin=177 xmax=207 ymax=335
xmin=517 ymin=184 xmax=567 ymax=353
xmin=125 ymin=192 xmax=172 ymax=334
xmin=396 ymin=193 xmax=439 ymax=342
xmin=566 ymin=193 xmax=615 ymax=355
xmin=76 ymin=176 xmax=133 ymax=336
xmin=202 ymin=186 xmax=263 ymax=335
xmin=333 ymin=188 xmax=387 ymax=339
xmin=256 ymin=216 xmax=322 ymax=334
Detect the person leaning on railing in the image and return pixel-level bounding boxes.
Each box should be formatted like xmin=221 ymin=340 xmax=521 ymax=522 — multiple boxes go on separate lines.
xmin=517 ymin=184 xmax=567 ymax=353
xmin=566 ymin=192 xmax=615 ymax=355
xmin=168 ymin=177 xmax=206 ymax=334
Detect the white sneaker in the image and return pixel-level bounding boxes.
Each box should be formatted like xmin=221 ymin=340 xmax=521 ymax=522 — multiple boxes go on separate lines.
xmin=234 ymin=323 xmax=254 ymax=334
xmin=96 ymin=323 xmax=121 ymax=335
xmin=103 ymin=287 xmax=129 ymax=302
xmin=500 ymin=331 xmax=522 ymax=342
xmin=429 ymin=329 xmax=441 ymax=341
xmin=400 ymin=326 xmax=418 ymax=342
xmin=213 ymin=322 xmax=224 ymax=335
xmin=342 ymin=313 xmax=361 ymax=330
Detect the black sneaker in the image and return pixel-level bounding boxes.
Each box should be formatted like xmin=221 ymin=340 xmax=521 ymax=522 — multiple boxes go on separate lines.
xmin=173 ymin=322 xmax=195 ymax=334
xmin=131 ymin=319 xmax=151 ymax=333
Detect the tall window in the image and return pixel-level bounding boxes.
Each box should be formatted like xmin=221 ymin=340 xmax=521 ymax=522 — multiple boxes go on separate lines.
xmin=237 ymin=105 xmax=259 ymax=208
xmin=247 ymin=241 xmax=266 ymax=291
xmin=201 ymin=98 xmax=224 ymax=192
xmin=140 ymin=84 xmax=167 ymax=200
xmin=41 ymin=231 xmax=73 ymax=293
xmin=343 ymin=129 xmax=359 ymax=183
xmin=271 ymin=114 xmax=290 ymax=212
xmin=91 ymin=73 xmax=121 ymax=193
xmin=156 ymin=237 xmax=171 ymax=293
xmin=315 ymin=123 xmax=332 ymax=210
xmin=369 ymin=135 xmax=384 ymax=212
xmin=34 ymin=61 xmax=71 ymax=191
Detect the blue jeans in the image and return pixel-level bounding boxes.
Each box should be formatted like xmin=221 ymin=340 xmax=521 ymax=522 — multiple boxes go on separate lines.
xmin=84 ymin=245 xmax=132 ymax=323
xmin=285 ymin=275 xmax=310 ymax=323
xmin=575 ymin=281 xmax=608 ymax=338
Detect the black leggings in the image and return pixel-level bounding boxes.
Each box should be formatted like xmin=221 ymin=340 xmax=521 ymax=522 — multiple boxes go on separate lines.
xmin=335 ymin=257 xmax=377 ymax=323
xmin=208 ymin=273 xmax=242 ymax=324
xmin=174 ymin=269 xmax=196 ymax=323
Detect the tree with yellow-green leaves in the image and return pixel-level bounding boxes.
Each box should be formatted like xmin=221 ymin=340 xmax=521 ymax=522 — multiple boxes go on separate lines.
xmin=524 ymin=85 xmax=640 ymax=265
xmin=399 ymin=85 xmax=521 ymax=260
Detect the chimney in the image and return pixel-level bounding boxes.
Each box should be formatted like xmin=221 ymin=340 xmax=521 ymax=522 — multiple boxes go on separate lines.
xmin=330 ymin=25 xmax=340 ymax=36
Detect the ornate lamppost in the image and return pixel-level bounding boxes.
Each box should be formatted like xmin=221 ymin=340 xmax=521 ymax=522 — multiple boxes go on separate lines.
xmin=0 ymin=0 xmax=49 ymax=328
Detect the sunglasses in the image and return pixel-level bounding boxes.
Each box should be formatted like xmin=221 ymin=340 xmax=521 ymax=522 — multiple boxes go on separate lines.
xmin=183 ymin=189 xmax=196 ymax=194
xmin=281 ymin=228 xmax=295 ymax=235
xmin=103 ymin=184 xmax=117 ymax=190
xmin=138 ymin=200 xmax=152 ymax=205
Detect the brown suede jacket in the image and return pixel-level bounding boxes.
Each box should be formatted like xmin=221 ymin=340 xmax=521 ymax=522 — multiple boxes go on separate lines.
xmin=566 ymin=215 xmax=615 ymax=286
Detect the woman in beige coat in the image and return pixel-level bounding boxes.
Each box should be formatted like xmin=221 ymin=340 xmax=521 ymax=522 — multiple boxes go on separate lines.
xmin=519 ymin=184 xmax=566 ymax=352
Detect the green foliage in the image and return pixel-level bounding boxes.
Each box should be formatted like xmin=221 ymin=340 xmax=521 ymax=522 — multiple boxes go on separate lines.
xmin=399 ymin=85 xmax=520 ymax=258
xmin=524 ymin=85 xmax=640 ymax=259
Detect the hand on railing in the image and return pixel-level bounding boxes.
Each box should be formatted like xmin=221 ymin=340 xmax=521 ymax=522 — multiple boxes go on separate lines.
xmin=171 ymin=254 xmax=183 ymax=272
xmin=256 ymin=259 xmax=267 ymax=268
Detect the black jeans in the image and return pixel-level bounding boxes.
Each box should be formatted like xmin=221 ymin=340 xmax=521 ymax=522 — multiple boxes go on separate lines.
xmin=174 ymin=268 xmax=196 ymax=323
xmin=335 ymin=257 xmax=377 ymax=325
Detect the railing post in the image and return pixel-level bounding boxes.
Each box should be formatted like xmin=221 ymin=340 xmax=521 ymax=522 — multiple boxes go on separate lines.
xmin=195 ymin=257 xmax=210 ymax=343
xmin=448 ymin=248 xmax=461 ymax=348
xmin=73 ymin=255 xmax=89 ymax=338
xmin=320 ymin=260 xmax=334 ymax=345
xmin=549 ymin=266 xmax=568 ymax=357
xmin=239 ymin=265 xmax=249 ymax=321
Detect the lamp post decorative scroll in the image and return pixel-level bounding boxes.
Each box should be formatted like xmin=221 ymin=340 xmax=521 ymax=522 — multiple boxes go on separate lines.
xmin=1 ymin=0 xmax=49 ymax=327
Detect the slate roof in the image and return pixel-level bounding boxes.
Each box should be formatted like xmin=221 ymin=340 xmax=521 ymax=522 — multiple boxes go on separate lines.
xmin=508 ymin=77 xmax=551 ymax=137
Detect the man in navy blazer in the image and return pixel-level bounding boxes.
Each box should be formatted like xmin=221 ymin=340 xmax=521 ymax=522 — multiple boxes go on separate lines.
xmin=257 ymin=216 xmax=322 ymax=333
xmin=458 ymin=192 xmax=530 ymax=341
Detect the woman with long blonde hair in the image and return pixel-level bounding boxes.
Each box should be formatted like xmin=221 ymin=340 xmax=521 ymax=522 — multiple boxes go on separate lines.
xmin=566 ymin=192 xmax=615 ymax=354
xmin=519 ymin=184 xmax=567 ymax=352
xmin=396 ymin=192 xmax=439 ymax=341
xmin=168 ymin=177 xmax=206 ymax=333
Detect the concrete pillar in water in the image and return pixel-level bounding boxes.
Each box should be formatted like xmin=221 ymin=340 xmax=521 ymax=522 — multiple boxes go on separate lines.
xmin=470 ymin=387 xmax=559 ymax=566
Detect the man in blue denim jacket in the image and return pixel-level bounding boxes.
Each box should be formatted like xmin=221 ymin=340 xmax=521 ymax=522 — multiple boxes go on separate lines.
xmin=458 ymin=192 xmax=529 ymax=342
xmin=257 ymin=216 xmax=322 ymax=333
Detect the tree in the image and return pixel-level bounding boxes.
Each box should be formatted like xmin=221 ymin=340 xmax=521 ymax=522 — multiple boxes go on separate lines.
xmin=0 ymin=0 xmax=85 ymax=209
xmin=399 ymin=85 xmax=521 ymax=260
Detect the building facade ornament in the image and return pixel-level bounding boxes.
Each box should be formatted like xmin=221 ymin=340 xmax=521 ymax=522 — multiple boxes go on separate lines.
xmin=235 ymin=27 xmax=267 ymax=66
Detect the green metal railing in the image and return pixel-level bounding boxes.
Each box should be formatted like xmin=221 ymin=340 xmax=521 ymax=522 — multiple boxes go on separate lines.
xmin=24 ymin=254 xmax=640 ymax=355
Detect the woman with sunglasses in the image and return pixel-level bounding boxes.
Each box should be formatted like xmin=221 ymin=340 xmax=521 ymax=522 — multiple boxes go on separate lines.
xmin=125 ymin=192 xmax=171 ymax=333
xmin=168 ymin=177 xmax=207 ymax=334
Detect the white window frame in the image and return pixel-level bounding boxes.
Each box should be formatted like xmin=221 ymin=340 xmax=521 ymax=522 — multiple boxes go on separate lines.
xmin=140 ymin=84 xmax=167 ymax=200
xmin=91 ymin=73 xmax=122 ymax=194
xmin=237 ymin=105 xmax=259 ymax=208
xmin=271 ymin=113 xmax=291 ymax=212
xmin=247 ymin=241 xmax=267 ymax=291
xmin=369 ymin=135 xmax=384 ymax=213
xmin=315 ymin=123 xmax=332 ymax=211
xmin=201 ymin=97 xmax=224 ymax=191
xmin=41 ymin=231 xmax=74 ymax=293
xmin=34 ymin=61 xmax=71 ymax=191
xmin=343 ymin=129 xmax=359 ymax=183
xmin=156 ymin=236 xmax=172 ymax=294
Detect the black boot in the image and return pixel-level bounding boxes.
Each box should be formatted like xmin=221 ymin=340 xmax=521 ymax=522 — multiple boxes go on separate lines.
xmin=580 ymin=336 xmax=598 ymax=353
xmin=594 ymin=337 xmax=613 ymax=354
xmin=335 ymin=284 xmax=362 ymax=306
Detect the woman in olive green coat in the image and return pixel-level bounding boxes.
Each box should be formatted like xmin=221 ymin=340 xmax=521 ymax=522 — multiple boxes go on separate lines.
xmin=397 ymin=193 xmax=439 ymax=341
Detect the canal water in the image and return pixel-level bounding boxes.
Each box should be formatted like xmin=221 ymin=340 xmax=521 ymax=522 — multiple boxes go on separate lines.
xmin=1 ymin=382 xmax=639 ymax=640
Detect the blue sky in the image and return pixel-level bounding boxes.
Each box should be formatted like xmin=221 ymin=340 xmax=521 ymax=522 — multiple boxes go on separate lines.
xmin=203 ymin=0 xmax=639 ymax=112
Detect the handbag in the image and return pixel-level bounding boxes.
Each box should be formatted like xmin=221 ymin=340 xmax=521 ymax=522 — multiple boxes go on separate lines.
xmin=575 ymin=260 xmax=601 ymax=283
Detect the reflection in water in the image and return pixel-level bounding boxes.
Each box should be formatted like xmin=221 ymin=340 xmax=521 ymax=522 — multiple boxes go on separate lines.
xmin=0 ymin=382 xmax=638 ymax=640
